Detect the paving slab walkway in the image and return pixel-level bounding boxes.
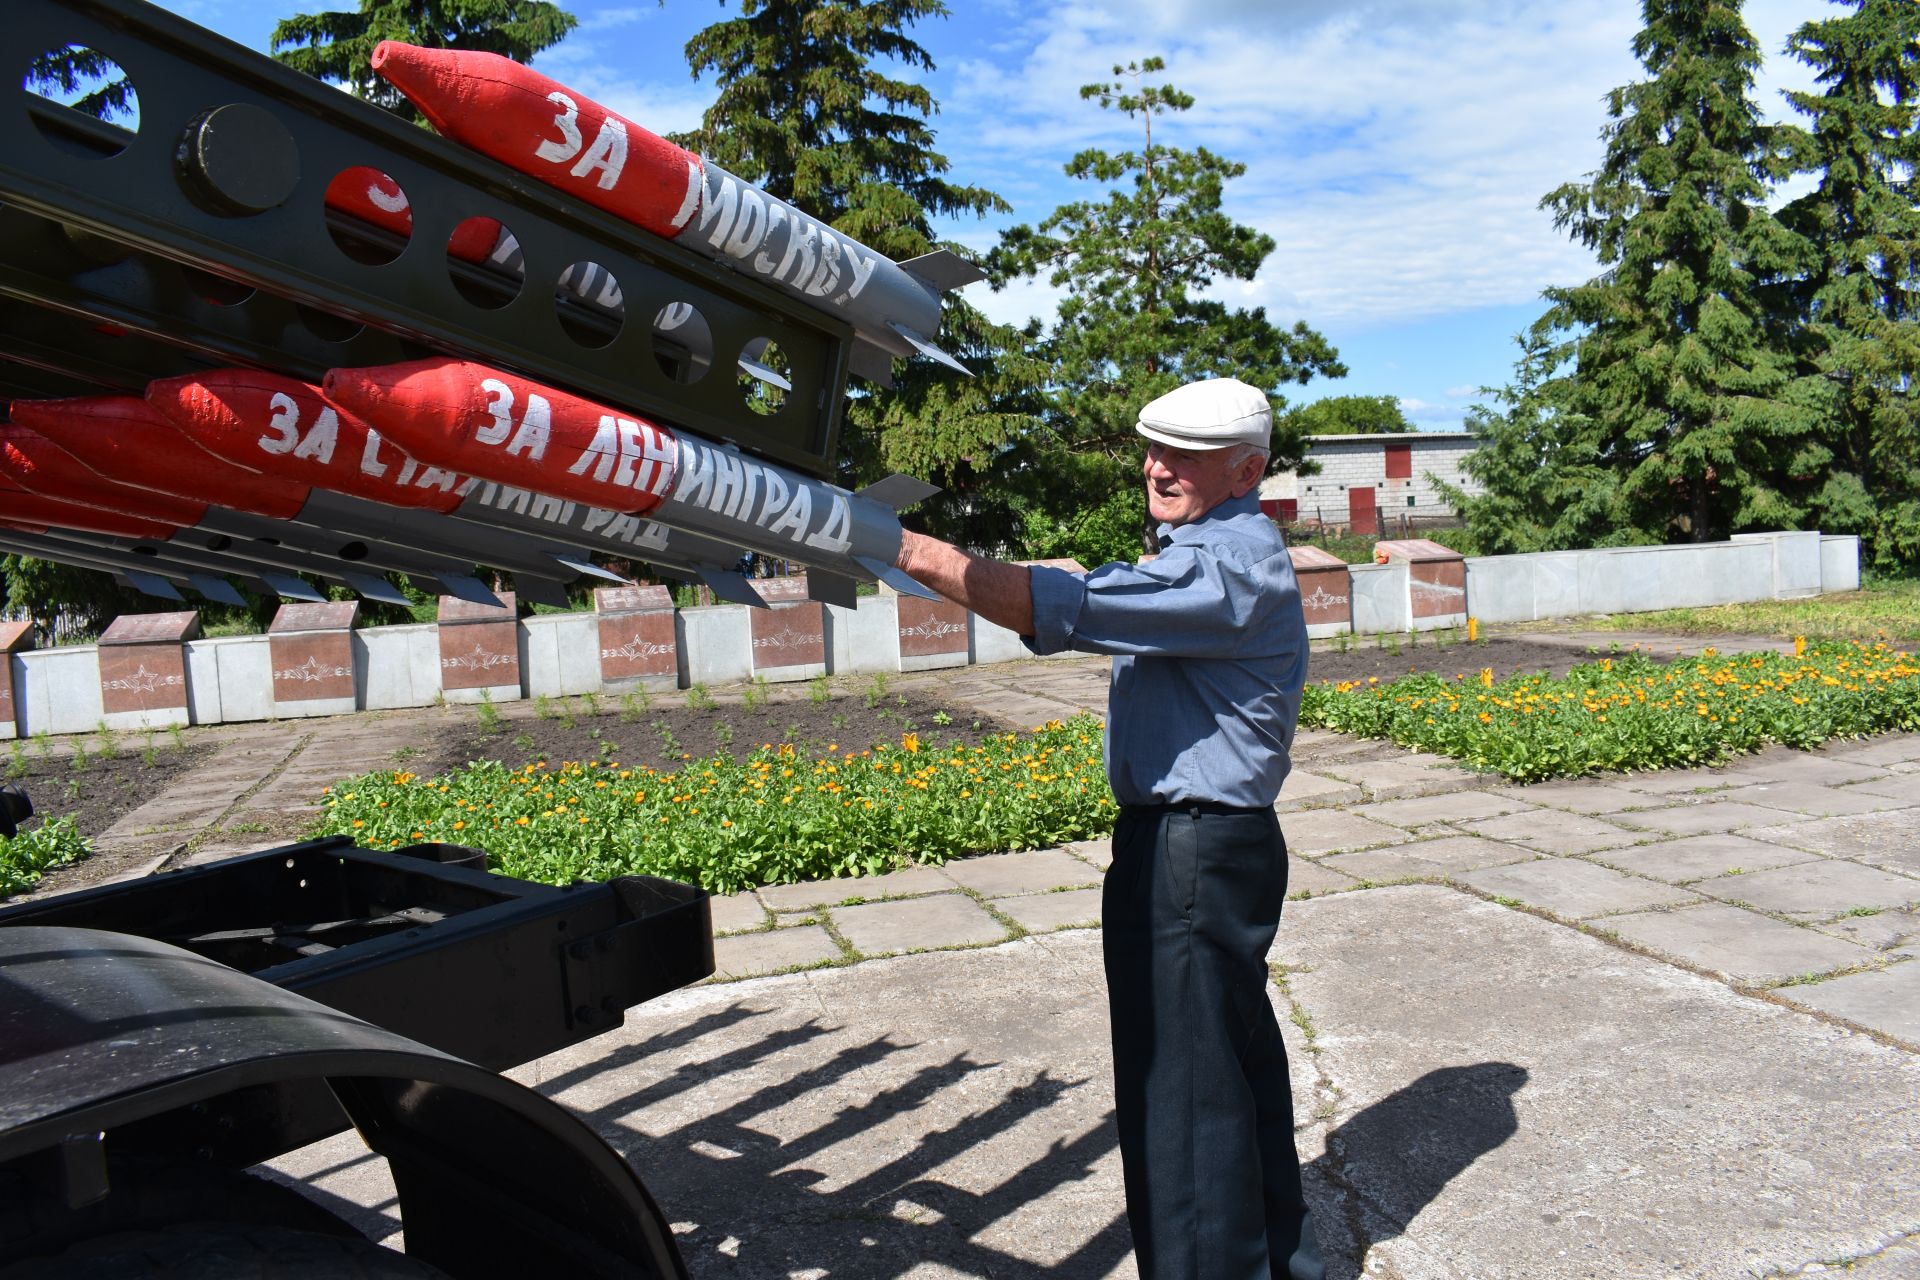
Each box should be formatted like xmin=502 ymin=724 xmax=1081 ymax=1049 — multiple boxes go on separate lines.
xmin=25 ymin=650 xmax=1920 ymax=1277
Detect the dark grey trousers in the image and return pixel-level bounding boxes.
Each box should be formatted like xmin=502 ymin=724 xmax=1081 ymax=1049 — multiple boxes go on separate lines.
xmin=1105 ymin=805 xmax=1322 ymax=1280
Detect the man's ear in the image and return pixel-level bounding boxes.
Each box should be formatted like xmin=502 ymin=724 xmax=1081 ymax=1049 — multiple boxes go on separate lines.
xmin=1230 ymin=452 xmax=1266 ymax=498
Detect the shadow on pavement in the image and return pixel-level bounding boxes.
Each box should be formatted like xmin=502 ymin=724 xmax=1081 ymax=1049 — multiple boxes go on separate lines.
xmin=545 ymin=1000 xmax=1133 ymax=1278
xmin=1313 ymin=1060 xmax=1529 ymax=1267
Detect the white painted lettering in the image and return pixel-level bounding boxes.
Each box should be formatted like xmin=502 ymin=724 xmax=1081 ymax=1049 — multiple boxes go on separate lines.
xmin=670 ymin=159 xmax=702 ymax=230
xmin=804 ymin=494 xmax=854 ymax=554
xmin=722 ymin=187 xmax=768 ymax=259
xmin=535 ymin=92 xmax=584 ymax=165
xmin=477 ymin=379 xmax=513 ymax=446
xmin=293 ymin=407 xmax=338 ymax=464
xmin=570 ymin=116 xmax=628 ymax=190
xmin=765 ymin=486 xmax=813 ymax=541
xmin=506 ymin=394 xmax=551 ymax=461
xmin=752 ymin=204 xmax=789 ymax=274
xmin=260 ymin=393 xmax=299 ymax=455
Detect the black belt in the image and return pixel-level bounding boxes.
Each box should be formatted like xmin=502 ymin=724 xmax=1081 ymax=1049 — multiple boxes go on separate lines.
xmin=1119 ymin=800 xmax=1270 ymax=820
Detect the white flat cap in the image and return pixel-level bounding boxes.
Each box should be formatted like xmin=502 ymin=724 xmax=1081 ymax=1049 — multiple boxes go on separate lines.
xmin=1135 ymin=377 xmax=1272 ymax=451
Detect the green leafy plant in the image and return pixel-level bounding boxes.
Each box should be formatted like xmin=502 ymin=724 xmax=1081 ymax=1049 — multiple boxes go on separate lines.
xmin=534 ymin=694 xmax=556 ymax=720
xmin=864 ymin=672 xmax=889 ymax=709
xmin=312 ymin=716 xmax=1115 ymax=895
xmin=94 ymin=723 xmax=119 ymax=760
xmin=743 ymin=676 xmax=771 ymax=712
xmin=686 ymin=683 xmax=716 ymax=712
xmin=0 ymin=817 xmax=90 ymax=898
xmin=807 ymin=673 xmax=833 ymax=705
xmin=475 ymin=698 xmax=503 ymax=736
xmin=619 ymin=688 xmax=652 ymax=721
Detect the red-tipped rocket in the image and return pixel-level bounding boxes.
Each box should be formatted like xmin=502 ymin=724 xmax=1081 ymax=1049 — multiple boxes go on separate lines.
xmin=325 ymin=166 xmax=502 ymax=261
xmin=369 ymin=42 xmax=982 ymax=383
xmin=0 ymin=477 xmax=179 ymax=540
xmin=324 ymin=357 xmax=941 ymax=604
xmin=8 ymin=396 xmax=311 ymax=520
xmin=142 ymin=371 xmax=469 ymax=514
xmin=0 ymin=428 xmax=209 ymax=525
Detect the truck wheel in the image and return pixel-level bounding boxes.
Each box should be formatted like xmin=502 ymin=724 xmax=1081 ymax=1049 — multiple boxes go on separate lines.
xmin=0 ymin=1224 xmax=451 ymax=1279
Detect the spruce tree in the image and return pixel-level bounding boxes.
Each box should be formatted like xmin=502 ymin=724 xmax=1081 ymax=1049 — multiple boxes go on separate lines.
xmin=1777 ymin=0 xmax=1920 ymax=569
xmin=272 ymin=0 xmax=578 ymax=123
xmin=1538 ymin=0 xmax=1814 ymax=546
xmin=995 ymin=58 xmax=1343 ymax=563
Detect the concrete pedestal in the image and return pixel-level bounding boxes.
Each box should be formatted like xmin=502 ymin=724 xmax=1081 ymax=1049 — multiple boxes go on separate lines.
xmin=97 ymin=611 xmax=199 ymax=730
xmin=1376 ymin=538 xmax=1468 ymax=631
xmin=1289 ymin=545 xmax=1353 ymax=639
xmin=749 ymin=577 xmax=827 ymax=682
xmin=595 ymin=585 xmax=679 ymax=692
xmin=268 ymin=600 xmax=359 ymax=719
xmin=437 ymin=592 xmax=521 ymax=704
xmin=893 ymin=590 xmax=970 ymax=672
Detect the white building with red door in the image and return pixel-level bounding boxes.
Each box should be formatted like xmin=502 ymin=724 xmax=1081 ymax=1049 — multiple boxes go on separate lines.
xmin=1259 ymin=431 xmax=1481 ymax=534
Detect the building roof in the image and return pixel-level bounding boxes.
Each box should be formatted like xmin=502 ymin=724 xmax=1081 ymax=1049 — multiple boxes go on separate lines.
xmin=1303 ymin=432 xmax=1478 ymax=445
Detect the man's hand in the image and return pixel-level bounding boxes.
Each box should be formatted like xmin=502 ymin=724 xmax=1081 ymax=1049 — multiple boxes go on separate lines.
xmin=896 ymin=530 xmax=1035 ymax=638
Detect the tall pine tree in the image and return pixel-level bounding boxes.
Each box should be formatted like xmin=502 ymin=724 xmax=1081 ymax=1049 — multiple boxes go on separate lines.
xmin=272 ymin=0 xmax=577 ymax=124
xmin=995 ymin=58 xmax=1343 ymax=564
xmin=1777 ymin=0 xmax=1920 ymax=569
xmin=676 ymin=0 xmax=1038 ymax=551
xmin=1538 ymin=0 xmax=1814 ymax=546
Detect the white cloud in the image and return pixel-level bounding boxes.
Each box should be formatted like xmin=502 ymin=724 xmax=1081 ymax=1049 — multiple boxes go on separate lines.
xmin=936 ymin=0 xmax=1829 ymax=334
xmin=1444 ymin=385 xmax=1478 ymax=399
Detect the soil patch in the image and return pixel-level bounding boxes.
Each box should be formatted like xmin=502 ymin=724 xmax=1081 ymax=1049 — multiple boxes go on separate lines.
xmin=1303 ymin=635 xmax=1653 ymax=686
xmin=411 ymin=637 xmax=1640 ymax=780
xmin=423 ymin=687 xmax=1026 ymax=777
xmin=4 ymin=739 xmax=213 ymax=840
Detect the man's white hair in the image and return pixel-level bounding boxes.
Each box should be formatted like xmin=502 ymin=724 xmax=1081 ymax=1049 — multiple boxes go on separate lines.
xmin=1224 ymin=442 xmax=1270 ymax=472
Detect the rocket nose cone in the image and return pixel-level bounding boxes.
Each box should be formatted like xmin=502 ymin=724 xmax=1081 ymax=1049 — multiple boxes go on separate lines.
xmin=144 ymin=374 xmax=236 ymax=435
xmin=370 ymin=40 xmax=398 ymax=71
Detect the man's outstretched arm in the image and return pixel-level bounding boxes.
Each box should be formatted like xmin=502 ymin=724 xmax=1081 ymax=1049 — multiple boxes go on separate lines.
xmin=895 ymin=530 xmax=1035 ymax=638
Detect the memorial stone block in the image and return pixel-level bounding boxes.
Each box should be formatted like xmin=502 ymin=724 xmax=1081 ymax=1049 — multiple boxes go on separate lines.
xmin=595 ymin=585 xmax=678 ymax=686
xmin=1375 ymin=538 xmax=1468 ymax=629
xmin=750 ymin=576 xmax=827 ymax=680
xmin=437 ymin=593 xmax=521 ymax=702
xmin=894 ymin=593 xmax=970 ymax=670
xmin=0 ymin=620 xmax=33 ymax=739
xmin=268 ymin=600 xmax=358 ymax=716
xmin=97 ymin=610 xmax=199 ymax=728
xmin=1288 ymin=545 xmax=1352 ymax=638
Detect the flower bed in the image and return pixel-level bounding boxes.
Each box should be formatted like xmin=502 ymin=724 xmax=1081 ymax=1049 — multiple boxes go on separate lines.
xmin=1299 ymin=640 xmax=1920 ymax=781
xmin=314 ymin=715 xmax=1116 ymax=894
xmin=0 ymin=818 xmax=89 ymax=898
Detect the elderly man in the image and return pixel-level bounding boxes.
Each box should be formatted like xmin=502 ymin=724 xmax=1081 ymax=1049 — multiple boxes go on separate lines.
xmin=894 ymin=377 xmax=1320 ymax=1279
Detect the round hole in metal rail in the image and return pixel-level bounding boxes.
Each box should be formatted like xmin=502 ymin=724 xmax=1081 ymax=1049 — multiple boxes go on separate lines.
xmin=739 ymin=338 xmax=791 ymax=416
xmin=448 ymin=216 xmax=522 ymax=310
xmin=23 ymin=45 xmax=139 ymax=159
xmin=651 ymin=302 xmax=713 ymax=384
xmin=556 ymin=260 xmax=624 ymax=349
xmin=323 ymin=166 xmax=413 ymax=266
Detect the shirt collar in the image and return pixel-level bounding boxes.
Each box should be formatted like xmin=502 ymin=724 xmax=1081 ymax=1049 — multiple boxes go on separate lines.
xmin=1155 ymin=490 xmax=1262 ymax=548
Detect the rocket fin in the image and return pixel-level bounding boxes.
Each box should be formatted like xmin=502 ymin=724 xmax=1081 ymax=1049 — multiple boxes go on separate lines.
xmin=260 ymin=571 xmax=326 ymax=602
xmin=340 ymin=571 xmax=413 ymax=607
xmin=187 ymin=573 xmax=248 ymax=607
xmin=431 ymin=573 xmax=505 ymax=608
xmin=513 ymin=574 xmax=570 ymax=608
xmin=547 ymin=553 xmax=628 ymax=583
xmin=888 ymin=323 xmax=972 ymax=375
xmin=736 ymin=356 xmax=793 ymax=392
xmin=698 ymin=569 xmax=768 ymax=609
xmin=899 ymin=249 xmax=988 ymax=294
xmin=124 ymin=570 xmax=186 ymax=602
xmin=854 ymin=555 xmax=940 ymax=601
xmin=806 ymin=569 xmax=859 ymax=609
xmin=856 ymin=474 xmax=941 ymax=510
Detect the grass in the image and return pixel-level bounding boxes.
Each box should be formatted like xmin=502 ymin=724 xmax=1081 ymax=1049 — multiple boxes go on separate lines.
xmin=1577 ymin=574 xmax=1920 ymax=644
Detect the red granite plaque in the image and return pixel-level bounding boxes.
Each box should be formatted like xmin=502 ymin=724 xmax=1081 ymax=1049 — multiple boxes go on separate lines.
xmin=267 ymin=601 xmax=359 ymax=634
xmin=751 ymin=600 xmax=826 ymax=670
xmin=437 ymin=592 xmax=521 ymax=691
xmin=97 ymin=611 xmax=198 ymax=717
xmin=897 ymin=596 xmax=970 ymax=659
xmin=0 ymin=620 xmax=33 ymax=734
xmin=598 ymin=610 xmax=678 ymax=680
xmin=1376 ymin=539 xmax=1467 ymax=621
xmin=1288 ymin=545 xmax=1352 ymax=628
xmin=268 ymin=602 xmax=358 ymax=704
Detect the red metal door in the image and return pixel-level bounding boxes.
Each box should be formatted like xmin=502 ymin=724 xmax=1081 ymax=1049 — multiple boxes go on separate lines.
xmin=1349 ymin=486 xmax=1377 ymax=536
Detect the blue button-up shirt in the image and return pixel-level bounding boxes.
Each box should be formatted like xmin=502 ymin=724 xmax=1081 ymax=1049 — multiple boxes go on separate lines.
xmin=1024 ymin=491 xmax=1308 ymax=807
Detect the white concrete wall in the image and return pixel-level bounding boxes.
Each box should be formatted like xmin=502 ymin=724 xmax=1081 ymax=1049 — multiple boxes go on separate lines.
xmin=831 ymin=597 xmax=900 ymax=675
xmin=1821 ymin=536 xmax=1861 ymax=594
xmin=521 ymin=612 xmax=602 ymax=698
xmin=15 ymin=647 xmax=104 ymax=736
xmin=7 ymin=532 xmax=1865 ymax=735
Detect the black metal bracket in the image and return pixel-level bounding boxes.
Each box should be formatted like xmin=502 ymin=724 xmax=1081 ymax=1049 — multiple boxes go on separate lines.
xmin=2 ymin=0 xmax=853 ymax=475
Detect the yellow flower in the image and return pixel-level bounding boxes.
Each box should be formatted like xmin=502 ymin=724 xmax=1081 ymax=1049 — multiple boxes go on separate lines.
xmin=453 ymin=820 xmax=466 ymax=830
xmin=1479 ymin=667 xmax=1494 ymax=688
xmin=515 ymin=816 xmax=530 ymax=826
xmin=351 ymin=819 xmax=365 ymax=828
xmin=902 ymin=732 xmax=920 ymax=754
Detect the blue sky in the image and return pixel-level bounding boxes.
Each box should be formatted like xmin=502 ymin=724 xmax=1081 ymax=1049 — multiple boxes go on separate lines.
xmin=158 ymin=0 xmax=1826 ymax=430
